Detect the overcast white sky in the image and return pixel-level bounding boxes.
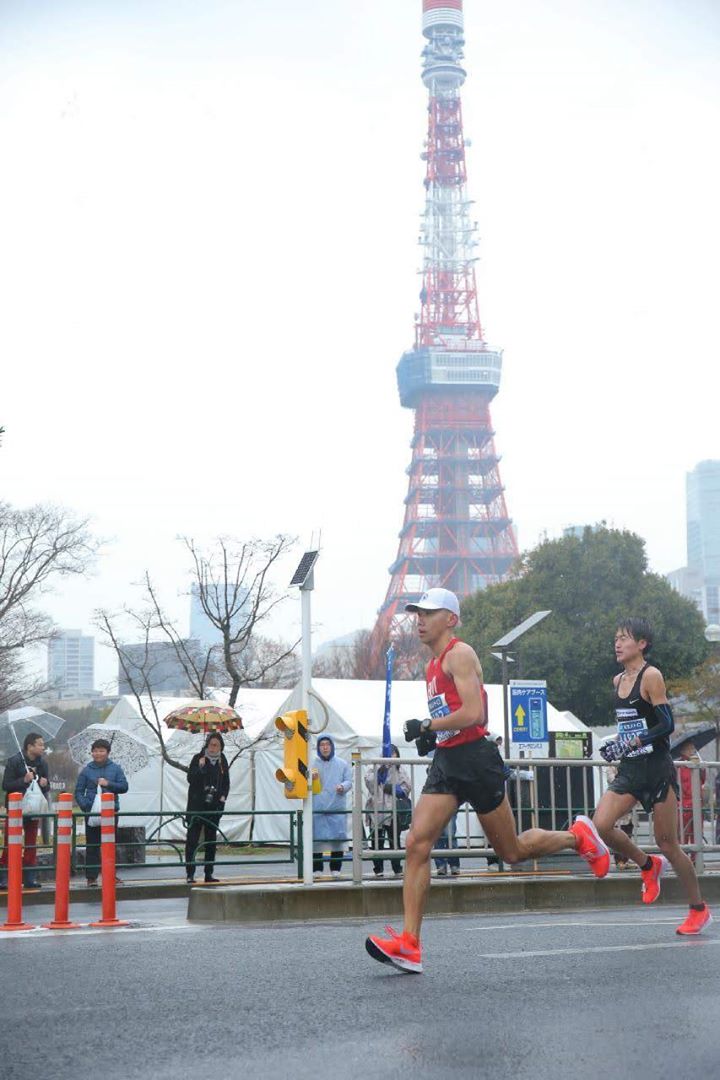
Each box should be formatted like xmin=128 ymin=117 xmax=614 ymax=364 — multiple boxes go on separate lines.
xmin=1 ymin=0 xmax=719 ymax=691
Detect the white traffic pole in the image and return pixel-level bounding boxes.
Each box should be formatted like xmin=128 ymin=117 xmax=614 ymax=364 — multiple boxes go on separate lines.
xmin=301 ymin=581 xmax=314 ymax=885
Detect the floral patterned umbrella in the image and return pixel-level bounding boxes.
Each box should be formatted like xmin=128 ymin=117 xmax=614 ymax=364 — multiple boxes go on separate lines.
xmin=163 ymin=702 xmax=243 ymax=735
xmin=68 ymin=724 xmax=150 ymax=776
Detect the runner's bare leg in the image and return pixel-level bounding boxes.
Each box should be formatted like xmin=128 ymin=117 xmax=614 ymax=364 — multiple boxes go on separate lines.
xmin=403 ymin=794 xmax=458 ymax=939
xmin=593 ymin=791 xmax=649 ymax=866
xmin=652 ymin=789 xmax=702 ymax=906
xmin=478 ymin=797 xmax=576 ymax=862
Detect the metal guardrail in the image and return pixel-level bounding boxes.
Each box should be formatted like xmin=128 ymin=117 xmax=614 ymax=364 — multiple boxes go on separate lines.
xmin=0 ymin=809 xmax=303 ymax=880
xmin=350 ymin=754 xmax=720 ymax=884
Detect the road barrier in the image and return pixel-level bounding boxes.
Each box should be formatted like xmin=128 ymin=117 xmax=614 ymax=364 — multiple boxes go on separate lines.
xmin=0 ymin=793 xmax=34 ymax=931
xmin=89 ymin=792 xmax=128 ymax=928
xmin=44 ymin=793 xmax=81 ymax=930
xmin=351 ymin=753 xmax=720 ymax=883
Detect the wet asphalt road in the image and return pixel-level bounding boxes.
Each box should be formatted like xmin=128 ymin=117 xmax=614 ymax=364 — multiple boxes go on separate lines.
xmin=2 ymin=900 xmax=719 ymax=1080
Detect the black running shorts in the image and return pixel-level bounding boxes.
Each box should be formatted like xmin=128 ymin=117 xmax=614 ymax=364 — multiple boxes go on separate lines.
xmin=607 ymin=750 xmax=679 ymax=814
xmin=422 ymin=736 xmax=506 ymax=815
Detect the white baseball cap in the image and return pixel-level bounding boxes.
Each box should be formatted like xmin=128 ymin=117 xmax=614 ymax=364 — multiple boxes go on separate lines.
xmin=405 ymin=587 xmax=461 ymax=622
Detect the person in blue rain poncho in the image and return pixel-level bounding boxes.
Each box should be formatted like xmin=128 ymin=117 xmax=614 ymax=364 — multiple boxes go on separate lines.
xmin=312 ymin=736 xmax=352 ymax=878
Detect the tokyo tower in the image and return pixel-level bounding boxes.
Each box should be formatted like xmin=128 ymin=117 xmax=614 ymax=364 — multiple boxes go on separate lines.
xmin=374 ymin=0 xmax=518 ymax=646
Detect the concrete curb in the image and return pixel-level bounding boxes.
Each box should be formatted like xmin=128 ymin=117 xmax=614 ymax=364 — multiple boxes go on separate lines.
xmin=0 ymin=882 xmax=192 ymax=908
xmin=188 ymin=874 xmax=720 ymax=924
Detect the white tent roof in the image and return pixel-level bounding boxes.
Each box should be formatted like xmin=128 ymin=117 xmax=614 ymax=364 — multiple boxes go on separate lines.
xmin=100 ymin=682 xmax=592 ymax=844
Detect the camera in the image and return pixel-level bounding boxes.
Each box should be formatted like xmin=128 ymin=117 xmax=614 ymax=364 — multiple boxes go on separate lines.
xmin=203 ymin=784 xmax=217 ymax=806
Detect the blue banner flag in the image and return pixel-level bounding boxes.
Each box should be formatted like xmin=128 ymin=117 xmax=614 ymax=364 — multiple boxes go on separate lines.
xmin=379 ymin=645 xmax=395 ymax=782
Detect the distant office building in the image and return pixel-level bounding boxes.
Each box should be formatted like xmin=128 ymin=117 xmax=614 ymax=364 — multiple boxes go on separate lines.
xmin=48 ymin=630 xmax=96 ymax=697
xmin=667 ymin=460 xmax=720 ymax=624
xmin=118 ymin=641 xmax=199 ymax=696
xmin=562 ymin=525 xmax=599 ymax=540
xmin=189 ymin=583 xmax=249 ymax=650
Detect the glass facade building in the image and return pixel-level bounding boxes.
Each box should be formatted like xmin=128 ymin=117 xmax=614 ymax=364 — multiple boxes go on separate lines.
xmin=48 ymin=630 xmax=96 ymax=696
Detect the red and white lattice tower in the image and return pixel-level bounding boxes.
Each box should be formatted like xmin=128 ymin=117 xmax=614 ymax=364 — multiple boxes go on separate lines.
xmin=374 ymin=0 xmax=518 ymax=647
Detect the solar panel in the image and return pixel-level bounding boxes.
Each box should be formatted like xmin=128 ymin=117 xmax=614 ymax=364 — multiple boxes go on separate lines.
xmin=491 ymin=610 xmax=551 ymax=650
xmin=289 ymin=550 xmax=319 ymax=588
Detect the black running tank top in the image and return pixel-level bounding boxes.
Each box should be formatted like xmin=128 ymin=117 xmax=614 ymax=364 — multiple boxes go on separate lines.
xmin=613 ymin=664 xmax=667 ymax=756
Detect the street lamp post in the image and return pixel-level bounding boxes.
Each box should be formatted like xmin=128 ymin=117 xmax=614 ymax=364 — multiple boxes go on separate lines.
xmin=289 ymin=549 xmax=320 ymax=886
xmin=491 ymin=611 xmax=552 ymax=748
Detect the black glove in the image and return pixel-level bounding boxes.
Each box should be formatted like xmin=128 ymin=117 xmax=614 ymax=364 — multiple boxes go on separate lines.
xmin=415 ymin=731 xmax=437 ymax=757
xmin=600 ymin=736 xmax=635 ymax=763
xmin=404 ymin=718 xmax=432 ymax=742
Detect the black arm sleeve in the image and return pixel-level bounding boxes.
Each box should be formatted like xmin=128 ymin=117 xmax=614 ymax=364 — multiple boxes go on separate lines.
xmin=638 ymin=702 xmax=674 ymax=746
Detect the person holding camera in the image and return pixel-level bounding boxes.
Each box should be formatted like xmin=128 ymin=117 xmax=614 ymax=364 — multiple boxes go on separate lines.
xmin=185 ymin=733 xmax=230 ymax=884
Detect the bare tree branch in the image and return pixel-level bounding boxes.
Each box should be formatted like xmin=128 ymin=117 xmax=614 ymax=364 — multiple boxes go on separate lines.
xmin=95 ymin=609 xmax=190 ymax=773
xmin=96 ymin=533 xmax=299 ymax=771
xmin=0 ymin=502 xmax=99 ymax=710
xmin=313 ymin=626 xmax=426 ymax=680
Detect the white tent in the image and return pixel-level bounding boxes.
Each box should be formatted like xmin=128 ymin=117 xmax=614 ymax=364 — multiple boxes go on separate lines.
xmin=102 ymin=681 xmax=591 ymax=844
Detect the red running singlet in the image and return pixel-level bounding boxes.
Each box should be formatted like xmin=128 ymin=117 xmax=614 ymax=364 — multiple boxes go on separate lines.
xmin=426 ymin=637 xmax=488 ymax=748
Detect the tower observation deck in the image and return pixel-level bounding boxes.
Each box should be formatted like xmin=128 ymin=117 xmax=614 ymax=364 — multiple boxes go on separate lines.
xmin=373 ymin=0 xmax=518 ymax=648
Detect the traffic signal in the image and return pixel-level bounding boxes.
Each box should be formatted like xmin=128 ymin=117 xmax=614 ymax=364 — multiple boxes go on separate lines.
xmin=275 ymin=709 xmax=309 ymax=799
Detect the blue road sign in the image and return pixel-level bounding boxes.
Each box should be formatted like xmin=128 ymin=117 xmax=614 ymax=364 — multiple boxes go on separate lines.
xmin=510 ymin=681 xmax=548 ymax=748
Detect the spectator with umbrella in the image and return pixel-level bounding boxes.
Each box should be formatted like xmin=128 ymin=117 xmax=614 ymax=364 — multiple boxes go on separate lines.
xmin=163 ymin=702 xmax=242 ymax=885
xmin=0 ymin=731 xmax=50 ymax=889
xmin=184 ymin=734 xmax=230 ymax=884
xmin=74 ymin=739 xmax=129 ymax=886
xmin=69 ymin=724 xmax=150 ymax=883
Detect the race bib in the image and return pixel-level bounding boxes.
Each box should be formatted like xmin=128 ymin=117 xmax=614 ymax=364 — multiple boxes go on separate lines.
xmin=428 ymin=693 xmax=459 ymax=744
xmin=616 ymin=709 xmax=652 ymax=758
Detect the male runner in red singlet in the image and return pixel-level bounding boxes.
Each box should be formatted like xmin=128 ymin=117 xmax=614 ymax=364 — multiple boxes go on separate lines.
xmin=593 ymin=617 xmax=711 ymax=936
xmin=365 ymin=588 xmax=610 ymax=973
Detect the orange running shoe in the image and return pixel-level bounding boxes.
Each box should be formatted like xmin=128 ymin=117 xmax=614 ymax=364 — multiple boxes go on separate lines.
xmin=365 ymin=925 xmax=423 ymax=973
xmin=640 ymin=854 xmax=668 ymax=904
xmin=676 ymin=906 xmax=712 ymax=935
xmin=570 ymin=815 xmax=610 ymax=878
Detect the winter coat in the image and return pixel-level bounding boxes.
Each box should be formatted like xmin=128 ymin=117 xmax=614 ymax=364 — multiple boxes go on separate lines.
xmin=2 ymin=751 xmax=50 ymax=810
xmin=364 ymin=761 xmax=411 ymax=829
xmin=186 ymin=753 xmax=230 ymax=815
xmin=74 ymin=759 xmax=129 ymax=814
xmin=312 ymin=738 xmax=352 ymax=842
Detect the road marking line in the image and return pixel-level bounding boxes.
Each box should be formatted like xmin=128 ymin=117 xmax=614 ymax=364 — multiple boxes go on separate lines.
xmin=475 ymin=938 xmax=720 ymax=959
xmin=0 ymin=923 xmax=204 ymax=941
xmin=462 ymin=924 xmax=682 ymax=933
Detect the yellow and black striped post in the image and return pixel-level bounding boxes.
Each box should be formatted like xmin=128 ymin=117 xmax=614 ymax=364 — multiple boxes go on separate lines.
xmin=275 ymin=710 xmax=309 ymax=799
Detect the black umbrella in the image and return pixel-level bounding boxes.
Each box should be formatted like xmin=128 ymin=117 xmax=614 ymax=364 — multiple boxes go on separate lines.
xmin=671 ymin=723 xmax=717 ymax=757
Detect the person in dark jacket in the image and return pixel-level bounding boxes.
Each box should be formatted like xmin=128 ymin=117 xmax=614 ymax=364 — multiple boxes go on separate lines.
xmin=185 ymin=734 xmax=230 ymax=884
xmin=0 ymin=732 xmax=50 ymax=889
xmin=74 ymin=738 xmax=129 ymax=886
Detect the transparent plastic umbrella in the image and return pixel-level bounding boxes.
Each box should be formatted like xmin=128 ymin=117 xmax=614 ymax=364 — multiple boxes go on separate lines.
xmin=0 ymin=706 xmax=65 ymax=760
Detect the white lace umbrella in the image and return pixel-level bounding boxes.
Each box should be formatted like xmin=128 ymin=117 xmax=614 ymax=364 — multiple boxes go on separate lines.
xmin=68 ymin=724 xmax=150 ymax=776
